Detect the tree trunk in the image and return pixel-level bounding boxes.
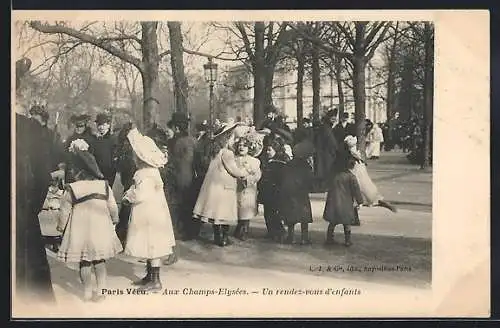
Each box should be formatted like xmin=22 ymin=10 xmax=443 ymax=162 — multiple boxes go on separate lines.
xmin=167 ymin=22 xmax=189 ymax=115
xmin=296 ymin=57 xmax=305 ymax=127
xmin=386 ymin=62 xmax=396 ymax=120
xmin=334 ymin=57 xmax=345 ymax=117
xmin=352 ymin=55 xmax=367 ymax=158
xmin=312 ymin=44 xmax=321 ymax=123
xmin=264 ymin=63 xmax=276 ymax=109
xmin=253 ymin=22 xmax=266 ymax=127
xmin=421 ymin=22 xmax=434 ymax=169
xmin=353 ymin=22 xmax=368 ymax=158
xmin=141 ymin=22 xmax=161 ymax=130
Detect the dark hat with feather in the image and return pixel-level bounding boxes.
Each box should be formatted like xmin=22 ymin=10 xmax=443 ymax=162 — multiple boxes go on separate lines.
xmin=68 ymin=140 xmax=104 ymax=179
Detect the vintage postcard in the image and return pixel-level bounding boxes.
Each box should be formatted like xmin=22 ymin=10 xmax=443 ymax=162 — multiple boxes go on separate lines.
xmin=11 ymin=10 xmax=490 ymax=318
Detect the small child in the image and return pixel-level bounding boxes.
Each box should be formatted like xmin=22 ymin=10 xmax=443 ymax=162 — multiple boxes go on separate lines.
xmin=258 ymin=138 xmax=290 ymax=242
xmin=56 ymin=140 xmax=122 ymax=302
xmin=233 ymin=134 xmax=262 ymax=241
xmin=344 ymin=135 xmax=397 ymax=212
xmin=323 ymin=157 xmax=364 ymax=247
xmin=280 ymin=141 xmax=314 ymax=245
xmin=123 ymin=128 xmax=176 ymax=293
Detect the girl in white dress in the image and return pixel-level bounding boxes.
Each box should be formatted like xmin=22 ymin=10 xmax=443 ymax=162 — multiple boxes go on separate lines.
xmin=56 ymin=140 xmax=122 ymax=302
xmin=233 ymin=132 xmax=263 ymax=240
xmin=123 ymin=128 xmax=176 ymax=293
xmin=344 ymin=135 xmax=397 ymax=212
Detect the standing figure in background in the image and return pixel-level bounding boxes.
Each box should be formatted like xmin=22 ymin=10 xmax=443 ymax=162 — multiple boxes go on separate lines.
xmin=313 ymin=109 xmax=340 ymax=192
xmin=366 ymin=122 xmax=384 ymax=160
xmin=333 ymin=112 xmax=356 ymax=144
xmin=92 ymin=113 xmax=118 ymax=186
xmin=168 ymin=112 xmax=199 ymax=241
xmin=233 ymin=133 xmax=262 ymax=241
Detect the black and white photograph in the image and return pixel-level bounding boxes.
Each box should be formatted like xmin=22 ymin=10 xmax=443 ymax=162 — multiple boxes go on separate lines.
xmin=11 ymin=10 xmax=489 ymax=318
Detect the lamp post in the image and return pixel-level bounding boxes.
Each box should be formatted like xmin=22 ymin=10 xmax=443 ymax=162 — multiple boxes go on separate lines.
xmin=203 ymin=57 xmax=218 ymax=138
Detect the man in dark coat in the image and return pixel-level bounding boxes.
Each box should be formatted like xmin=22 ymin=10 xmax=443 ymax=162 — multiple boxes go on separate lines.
xmin=91 ymin=113 xmax=117 ymax=186
xmin=16 ymin=113 xmax=59 ymax=303
xmin=313 ymin=109 xmax=340 ymax=192
xmin=333 ymin=112 xmax=356 ymax=144
xmin=168 ymin=112 xmax=199 ymax=240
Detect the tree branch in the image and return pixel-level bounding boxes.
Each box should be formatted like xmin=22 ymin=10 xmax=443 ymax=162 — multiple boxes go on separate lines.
xmin=29 ymin=21 xmax=143 ymax=71
xmin=235 ymin=22 xmax=256 ymax=62
xmin=289 ymin=23 xmax=352 ymax=59
xmin=365 ymin=22 xmax=391 ymax=60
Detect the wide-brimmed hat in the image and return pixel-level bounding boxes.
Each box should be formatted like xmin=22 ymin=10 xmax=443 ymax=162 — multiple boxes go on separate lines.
xmin=95 ymin=113 xmax=111 ymax=125
xmin=70 ymin=149 xmax=104 ymax=179
xmin=213 ymin=122 xmax=246 ymax=139
xmin=127 ymin=128 xmax=167 ymax=168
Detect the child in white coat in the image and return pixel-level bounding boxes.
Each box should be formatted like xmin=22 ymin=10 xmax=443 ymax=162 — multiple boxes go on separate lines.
xmin=344 ymin=135 xmax=397 ymax=213
xmin=123 ymin=128 xmax=176 ymax=293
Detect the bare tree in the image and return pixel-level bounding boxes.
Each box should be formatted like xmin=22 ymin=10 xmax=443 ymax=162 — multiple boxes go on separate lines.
xmin=28 ymin=21 xmax=231 ymax=130
xmin=211 ymin=22 xmax=291 ymax=126
xmin=291 ymin=21 xmax=391 ymax=157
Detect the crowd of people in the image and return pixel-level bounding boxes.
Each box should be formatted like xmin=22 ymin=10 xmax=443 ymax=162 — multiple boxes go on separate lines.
xmin=16 ymin=101 xmax=403 ymax=304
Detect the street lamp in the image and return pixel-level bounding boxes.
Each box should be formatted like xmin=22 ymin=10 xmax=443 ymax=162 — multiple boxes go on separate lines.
xmin=203 ymin=57 xmax=218 ymax=138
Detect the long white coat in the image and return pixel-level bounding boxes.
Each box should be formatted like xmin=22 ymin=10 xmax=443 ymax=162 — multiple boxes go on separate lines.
xmin=123 ymin=167 xmax=175 ymax=259
xmin=193 ymin=148 xmax=249 ymax=225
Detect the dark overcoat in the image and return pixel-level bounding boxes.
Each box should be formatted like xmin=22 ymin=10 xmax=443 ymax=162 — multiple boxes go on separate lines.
xmin=15 ymin=114 xmax=57 ymax=302
xmin=313 ymin=122 xmax=339 ymax=191
xmin=323 ymin=171 xmax=364 ymax=226
xmin=279 ymin=157 xmax=314 ymax=225
xmin=91 ymin=131 xmax=117 ymax=186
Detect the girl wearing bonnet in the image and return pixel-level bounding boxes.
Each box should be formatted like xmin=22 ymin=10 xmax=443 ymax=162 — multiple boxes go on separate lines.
xmin=233 ymin=129 xmax=263 ymax=241
xmin=122 ymin=128 xmax=176 ymax=293
xmin=344 ymin=135 xmax=397 ymax=213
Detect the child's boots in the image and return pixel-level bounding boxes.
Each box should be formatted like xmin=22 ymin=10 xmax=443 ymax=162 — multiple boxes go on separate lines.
xmin=132 ymin=260 xmax=152 ymax=286
xmin=138 ymin=266 xmax=162 ymax=293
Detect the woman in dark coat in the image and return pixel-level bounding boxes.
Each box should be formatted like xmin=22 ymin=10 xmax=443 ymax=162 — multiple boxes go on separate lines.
xmin=16 ymin=113 xmax=57 ymax=303
xmin=279 ymin=141 xmax=315 ymax=245
xmin=313 ymin=109 xmax=340 ymax=192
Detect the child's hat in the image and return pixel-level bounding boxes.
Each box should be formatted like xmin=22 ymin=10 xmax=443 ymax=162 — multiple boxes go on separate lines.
xmin=70 ymin=149 xmax=104 ymax=179
xmin=127 ymin=128 xmax=167 ymax=168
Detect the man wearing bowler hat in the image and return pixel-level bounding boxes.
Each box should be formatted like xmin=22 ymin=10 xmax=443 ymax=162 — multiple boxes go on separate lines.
xmin=92 ymin=113 xmax=118 ymax=186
